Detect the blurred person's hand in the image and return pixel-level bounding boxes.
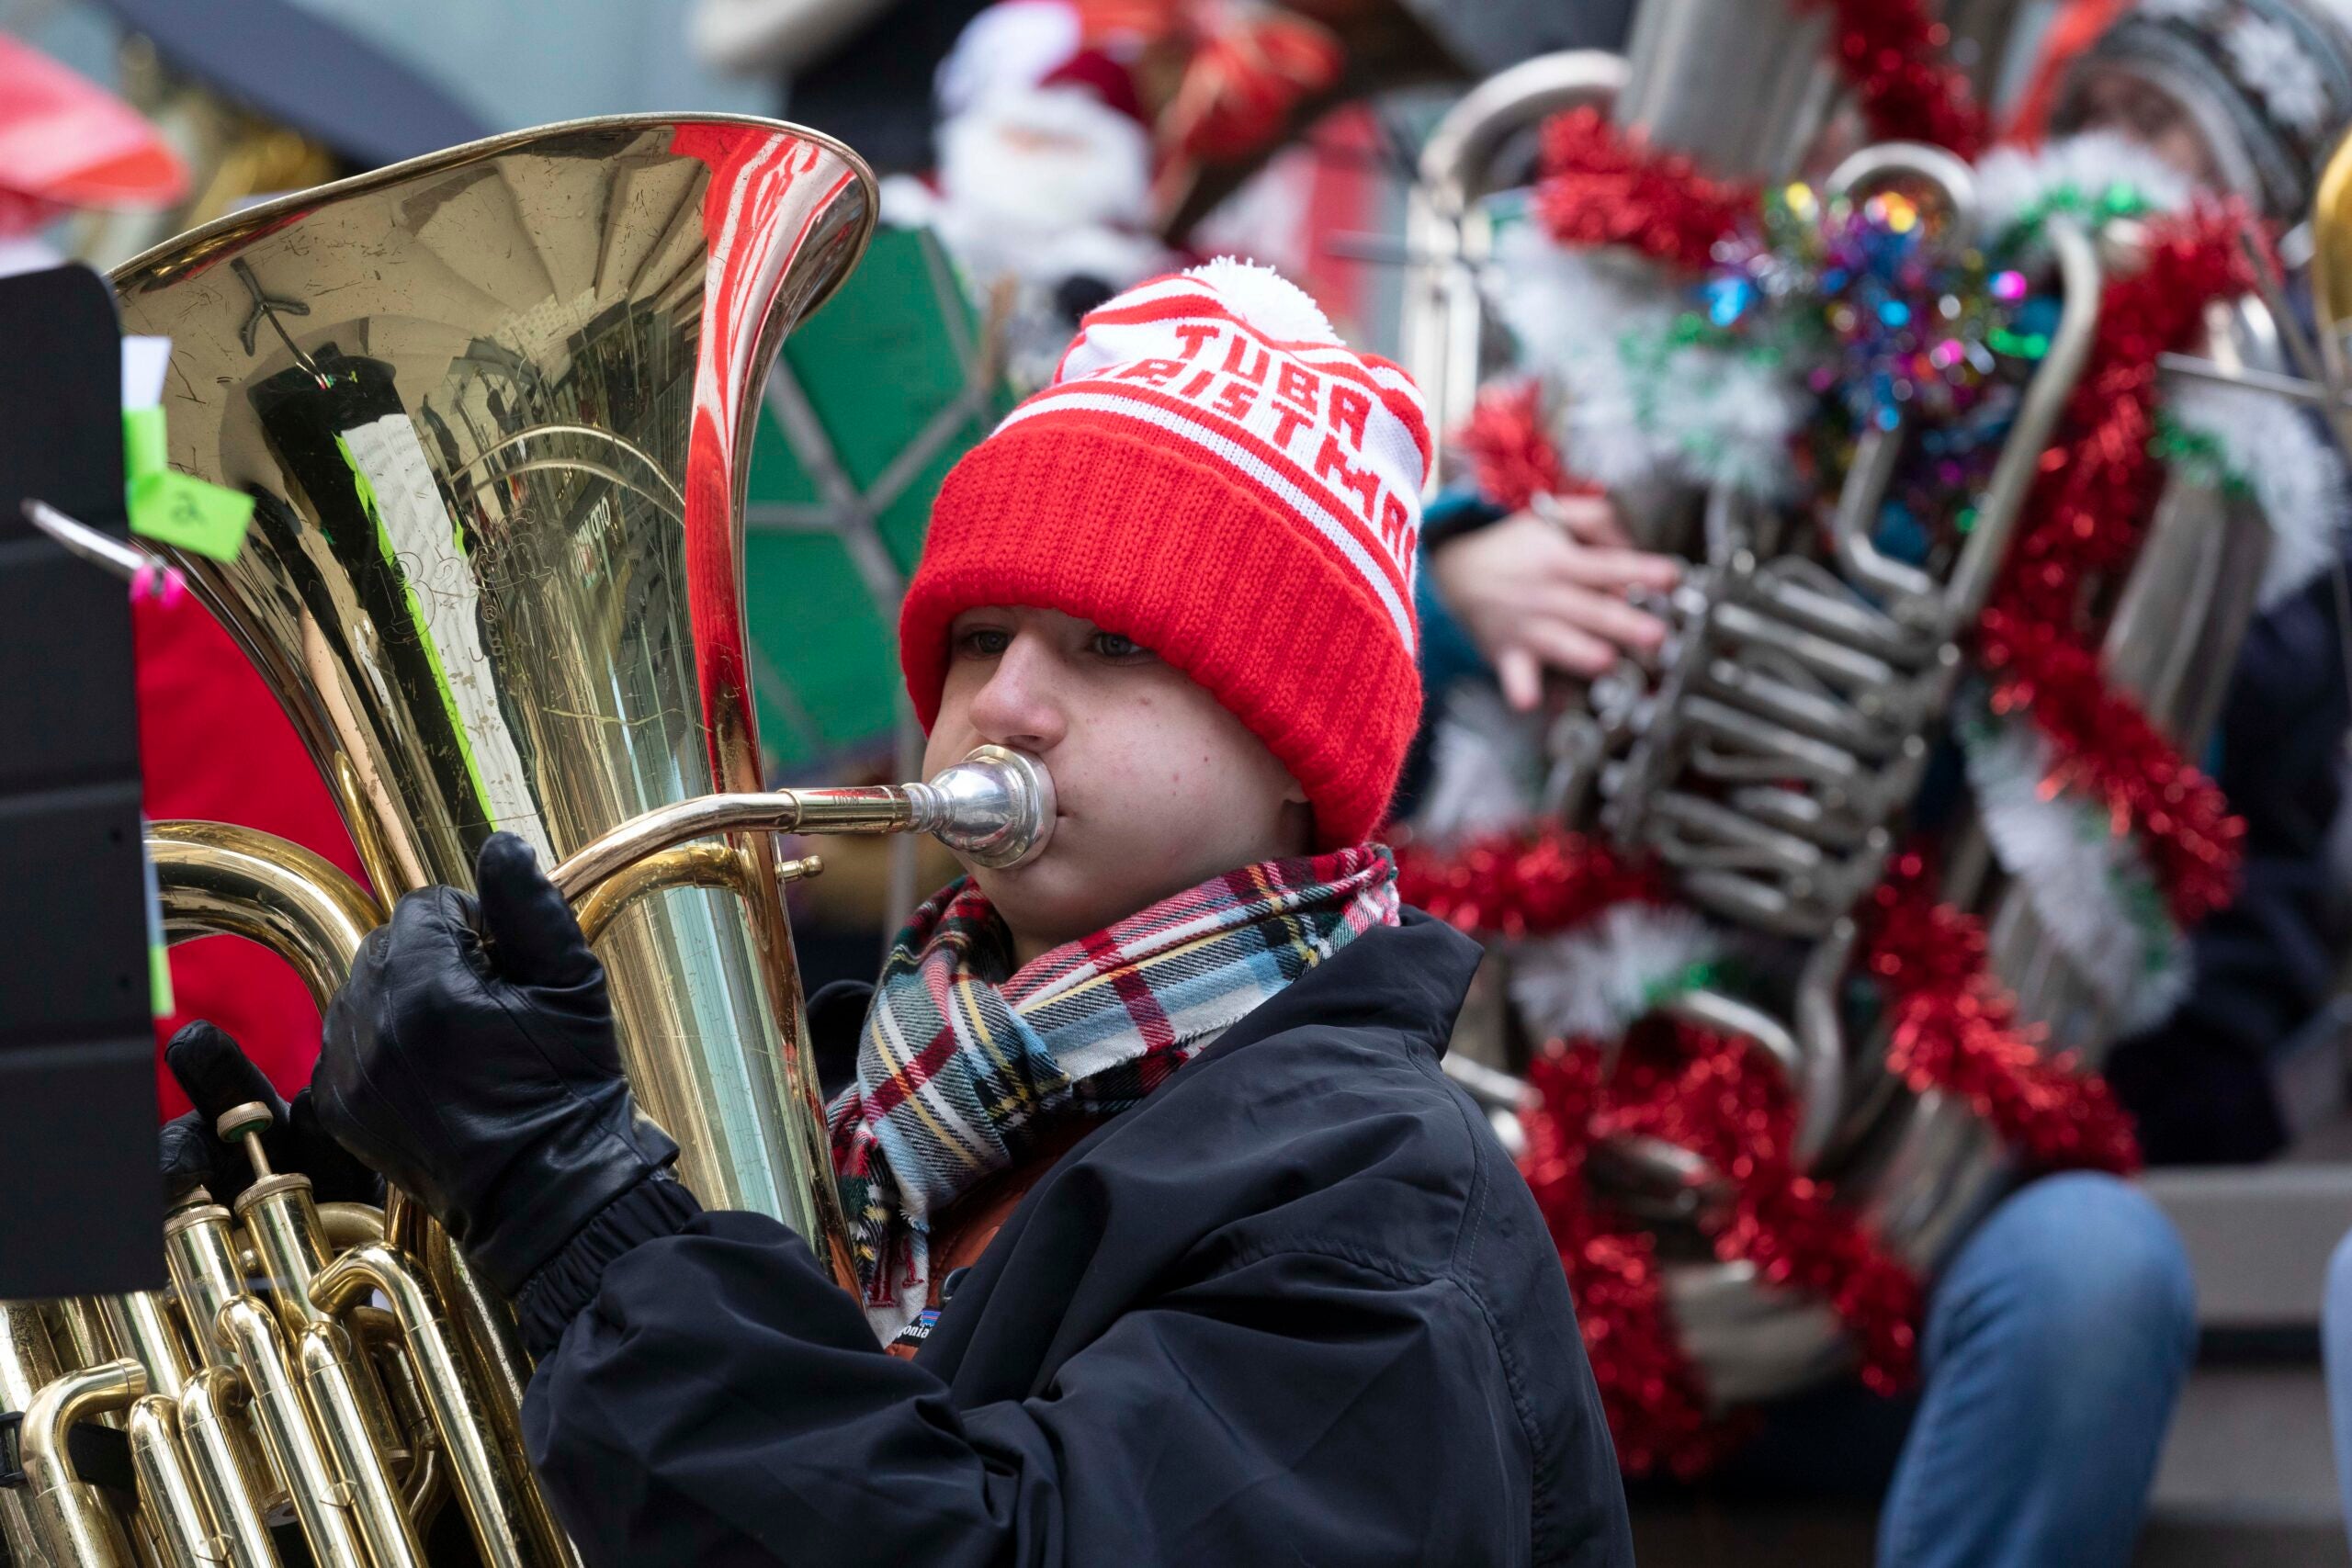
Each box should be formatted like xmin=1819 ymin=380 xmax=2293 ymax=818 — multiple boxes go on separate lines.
xmin=1429 ymin=496 xmax=1680 ymax=711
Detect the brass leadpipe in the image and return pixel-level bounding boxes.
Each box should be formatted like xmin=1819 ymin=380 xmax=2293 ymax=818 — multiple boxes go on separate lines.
xmin=546 ymin=743 xmax=1055 ymax=899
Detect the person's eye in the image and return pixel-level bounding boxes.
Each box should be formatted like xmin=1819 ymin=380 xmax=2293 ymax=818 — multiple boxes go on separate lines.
xmin=955 ymin=626 xmax=1012 ymax=659
xmin=1090 ymin=630 xmax=1151 ymax=660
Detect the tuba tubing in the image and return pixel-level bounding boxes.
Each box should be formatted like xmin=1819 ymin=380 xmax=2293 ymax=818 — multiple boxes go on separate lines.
xmin=3 ymin=747 xmax=1057 ymax=1568
xmin=1405 ymin=39 xmax=2280 ymax=1404
xmin=10 ymin=113 xmax=1054 ymax=1566
xmin=18 ymin=1361 xmax=147 ymax=1568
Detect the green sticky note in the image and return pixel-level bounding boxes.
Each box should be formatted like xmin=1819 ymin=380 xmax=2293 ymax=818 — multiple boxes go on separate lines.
xmin=130 ymin=469 xmax=253 ymax=560
xmin=122 ymin=405 xmax=167 ymax=485
xmin=150 ymin=942 xmax=175 ymax=1019
xmin=142 ymin=840 xmax=175 ymax=1019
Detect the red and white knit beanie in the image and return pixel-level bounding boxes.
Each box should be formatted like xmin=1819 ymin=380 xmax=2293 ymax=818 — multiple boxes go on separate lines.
xmin=901 ymin=259 xmax=1431 ymax=849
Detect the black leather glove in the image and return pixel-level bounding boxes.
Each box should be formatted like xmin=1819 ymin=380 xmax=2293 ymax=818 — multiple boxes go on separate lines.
xmin=314 ymin=831 xmax=679 ymax=1297
xmin=157 ymin=1021 xmax=382 ymax=1208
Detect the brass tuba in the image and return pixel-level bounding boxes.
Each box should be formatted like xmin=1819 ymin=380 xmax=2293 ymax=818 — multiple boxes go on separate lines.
xmin=1406 ymin=3 xmax=2277 ymax=1406
xmin=0 ymin=116 xmax=1054 ymax=1567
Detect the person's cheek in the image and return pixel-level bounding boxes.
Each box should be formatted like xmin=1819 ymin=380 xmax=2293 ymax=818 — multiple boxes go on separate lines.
xmin=922 ymin=670 xmax=975 ymax=774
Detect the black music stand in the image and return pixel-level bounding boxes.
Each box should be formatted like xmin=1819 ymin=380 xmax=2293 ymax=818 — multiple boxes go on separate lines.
xmin=0 ymin=265 xmax=164 ymax=1299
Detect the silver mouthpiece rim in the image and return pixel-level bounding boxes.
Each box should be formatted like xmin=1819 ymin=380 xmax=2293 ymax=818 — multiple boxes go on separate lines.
xmin=913 ymin=745 xmax=1057 ymax=869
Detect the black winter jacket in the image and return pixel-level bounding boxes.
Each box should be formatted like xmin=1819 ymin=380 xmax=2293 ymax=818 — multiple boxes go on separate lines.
xmin=514 ymin=910 xmax=1634 ymax=1566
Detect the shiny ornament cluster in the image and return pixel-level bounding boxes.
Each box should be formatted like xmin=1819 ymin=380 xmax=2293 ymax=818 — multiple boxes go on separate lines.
xmin=1701 ymin=179 xmax=2030 ymax=435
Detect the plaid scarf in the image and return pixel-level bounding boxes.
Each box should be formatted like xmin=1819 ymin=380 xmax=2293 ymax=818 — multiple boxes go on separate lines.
xmin=827 ymin=844 xmax=1400 ymax=1337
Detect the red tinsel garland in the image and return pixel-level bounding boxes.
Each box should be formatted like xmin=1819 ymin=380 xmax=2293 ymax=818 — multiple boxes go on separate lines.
xmin=1520 ymin=1017 xmax=1923 ymax=1473
xmin=1597 ymin=1019 xmax=1924 ymax=1393
xmin=1392 ymin=822 xmax=1666 ymax=937
xmin=1975 ymin=611 xmax=2245 ymax=923
xmin=1400 ymin=826 xmax=2136 ymax=1472
xmin=1975 ymin=203 xmax=2259 ymax=924
xmin=1858 ymin=850 xmax=2143 ymax=1173
xmin=1533 ymin=107 xmax=1754 ymax=270
xmin=1797 ymin=0 xmax=1987 ymax=157
xmin=1521 ymin=1044 xmax=1739 ymax=1477
xmin=1453 ymin=379 xmax=1596 ymax=513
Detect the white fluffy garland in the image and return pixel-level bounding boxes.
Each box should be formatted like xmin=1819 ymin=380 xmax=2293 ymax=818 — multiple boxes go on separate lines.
xmin=1509 ymin=903 xmax=1724 ymax=1043
xmin=1960 ymin=711 xmax=2192 ymax=1034
xmin=1417 ymin=683 xmax=1544 ymax=846
xmin=1971 ymin=130 xmax=2197 ymax=253
xmin=2163 ymin=377 xmax=2348 ymax=609
xmin=1492 ymin=223 xmax=1804 ymax=501
xmin=1413 ymin=693 xmax=1726 ymax=1044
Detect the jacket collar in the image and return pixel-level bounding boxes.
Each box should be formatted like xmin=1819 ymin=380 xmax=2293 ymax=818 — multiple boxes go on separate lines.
xmin=1186 ymin=908 xmax=1482 ymax=1070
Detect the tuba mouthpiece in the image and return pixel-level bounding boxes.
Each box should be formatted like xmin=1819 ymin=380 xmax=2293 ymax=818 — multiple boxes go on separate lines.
xmin=910 ymin=746 xmax=1057 ymax=869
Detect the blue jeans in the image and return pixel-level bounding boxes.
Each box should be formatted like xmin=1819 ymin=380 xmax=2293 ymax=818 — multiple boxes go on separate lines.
xmin=2319 ymin=1229 xmax=2352 ymax=1553
xmin=1708 ymin=1172 xmax=2198 ymax=1568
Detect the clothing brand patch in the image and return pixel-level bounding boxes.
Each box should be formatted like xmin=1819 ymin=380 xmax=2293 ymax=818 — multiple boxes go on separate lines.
xmin=890 ymin=1309 xmax=942 ymax=1352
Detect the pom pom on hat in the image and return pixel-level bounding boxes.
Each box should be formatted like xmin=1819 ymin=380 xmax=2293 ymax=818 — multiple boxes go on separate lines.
xmin=1181 ymin=255 xmax=1341 ymax=344
xmin=902 ymin=263 xmax=1432 ymax=848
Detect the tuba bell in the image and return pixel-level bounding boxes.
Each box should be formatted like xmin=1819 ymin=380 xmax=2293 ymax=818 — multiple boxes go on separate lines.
xmin=1404 ymin=2 xmax=2279 ymax=1408
xmin=0 ymin=116 xmax=1055 ymax=1567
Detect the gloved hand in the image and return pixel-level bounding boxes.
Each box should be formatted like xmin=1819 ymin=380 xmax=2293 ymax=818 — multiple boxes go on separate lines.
xmin=157 ymin=1021 xmax=382 ymax=1208
xmin=315 ymin=832 xmax=679 ymax=1298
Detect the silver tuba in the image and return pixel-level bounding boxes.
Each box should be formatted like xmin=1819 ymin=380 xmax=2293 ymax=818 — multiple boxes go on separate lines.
xmin=1407 ymin=0 xmax=2277 ymax=1404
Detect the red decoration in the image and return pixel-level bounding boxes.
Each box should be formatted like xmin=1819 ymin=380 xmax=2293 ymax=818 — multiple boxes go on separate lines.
xmin=0 ymin=35 xmax=188 ymax=231
xmin=1597 ymin=1020 xmax=1924 ymax=1394
xmin=1523 ymin=1016 xmax=1924 ymax=1474
xmin=1975 ymin=203 xmax=2259 ymax=924
xmin=1425 ymin=61 xmax=2246 ymax=1474
xmin=1533 ymin=107 xmax=1756 ymax=271
xmin=1158 ymin=6 xmax=1345 ymax=164
xmin=1858 ymin=850 xmax=2144 ymax=1174
xmin=1799 ymin=0 xmax=1988 ymax=157
xmin=1453 ymin=379 xmax=1590 ymax=513
xmin=1404 ymin=825 xmax=2140 ymax=1472
xmin=1520 ymin=1044 xmax=1739 ymax=1477
xmin=1393 ymin=823 xmax=1666 ymax=937
xmin=1976 ymin=611 xmax=2245 ymax=923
